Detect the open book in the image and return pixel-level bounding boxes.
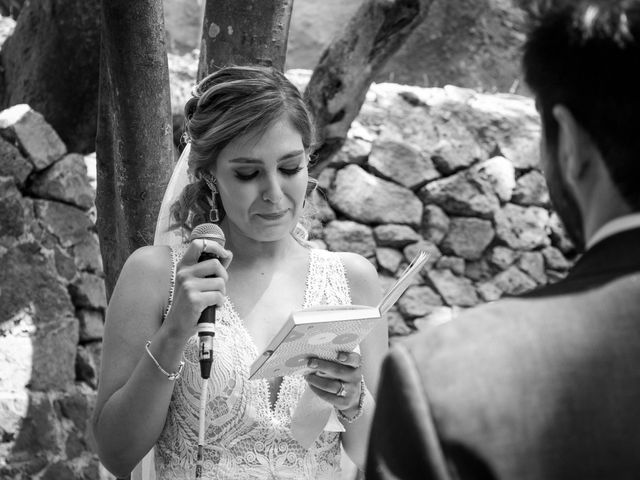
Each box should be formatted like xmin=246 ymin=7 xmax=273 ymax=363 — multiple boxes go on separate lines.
xmin=249 ymin=251 xmax=430 ymax=380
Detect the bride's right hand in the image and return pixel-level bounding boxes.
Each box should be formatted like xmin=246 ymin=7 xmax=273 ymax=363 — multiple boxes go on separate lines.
xmin=162 ymin=239 xmax=232 ymax=341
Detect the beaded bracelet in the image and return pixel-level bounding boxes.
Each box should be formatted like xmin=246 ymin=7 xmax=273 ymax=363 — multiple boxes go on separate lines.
xmin=145 ymin=340 xmax=185 ymax=381
xmin=336 ymin=377 xmax=367 ymax=423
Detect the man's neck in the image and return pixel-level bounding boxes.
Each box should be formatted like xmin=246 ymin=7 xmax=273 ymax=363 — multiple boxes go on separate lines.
xmin=578 ymin=158 xmax=632 ymax=247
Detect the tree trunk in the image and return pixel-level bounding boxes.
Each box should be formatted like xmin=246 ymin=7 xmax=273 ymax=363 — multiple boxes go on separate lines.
xmin=305 ymin=0 xmax=434 ymax=176
xmin=0 ymin=0 xmax=101 ymax=153
xmin=96 ymin=0 xmax=174 ymax=298
xmin=198 ymin=0 xmax=294 ymax=79
xmin=0 ymin=0 xmax=24 ymax=19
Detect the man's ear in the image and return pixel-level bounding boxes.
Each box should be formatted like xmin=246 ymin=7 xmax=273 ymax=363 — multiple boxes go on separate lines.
xmin=552 ymin=105 xmax=592 ymax=183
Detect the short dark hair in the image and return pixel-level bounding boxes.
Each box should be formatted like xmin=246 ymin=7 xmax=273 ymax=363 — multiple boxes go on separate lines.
xmin=523 ymin=0 xmax=640 ymax=209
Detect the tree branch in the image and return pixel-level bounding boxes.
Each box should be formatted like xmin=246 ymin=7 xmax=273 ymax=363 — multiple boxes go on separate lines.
xmin=305 ymin=0 xmax=435 ymax=176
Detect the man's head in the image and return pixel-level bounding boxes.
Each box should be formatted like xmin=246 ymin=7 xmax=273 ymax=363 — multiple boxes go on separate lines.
xmin=523 ymin=0 xmax=640 ymax=249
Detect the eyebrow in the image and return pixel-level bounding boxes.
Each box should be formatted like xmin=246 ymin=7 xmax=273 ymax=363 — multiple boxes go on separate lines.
xmin=228 ymin=150 xmax=305 ymax=164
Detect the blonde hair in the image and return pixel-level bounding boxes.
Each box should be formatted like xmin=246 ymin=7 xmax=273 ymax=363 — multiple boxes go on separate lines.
xmin=172 ymin=66 xmax=317 ymax=239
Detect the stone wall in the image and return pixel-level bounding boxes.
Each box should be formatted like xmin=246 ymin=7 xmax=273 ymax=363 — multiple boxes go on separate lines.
xmin=288 ymin=71 xmax=576 ymax=338
xmin=0 ymin=78 xmax=574 ymax=478
xmin=0 ymin=105 xmax=107 ymax=479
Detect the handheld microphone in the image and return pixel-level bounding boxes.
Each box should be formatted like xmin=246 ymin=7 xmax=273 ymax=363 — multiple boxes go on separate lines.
xmin=189 ymin=222 xmax=226 ymax=380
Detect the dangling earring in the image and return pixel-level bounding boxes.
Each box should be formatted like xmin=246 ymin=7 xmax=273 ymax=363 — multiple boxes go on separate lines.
xmin=304 ymin=177 xmax=318 ymax=208
xmin=203 ymin=175 xmax=220 ymax=222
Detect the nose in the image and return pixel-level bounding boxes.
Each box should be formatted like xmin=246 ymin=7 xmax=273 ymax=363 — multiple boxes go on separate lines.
xmin=262 ymin=173 xmax=284 ymax=204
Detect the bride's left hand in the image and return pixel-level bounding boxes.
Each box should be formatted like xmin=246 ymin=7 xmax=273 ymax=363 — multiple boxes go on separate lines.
xmin=304 ymin=352 xmax=362 ymax=413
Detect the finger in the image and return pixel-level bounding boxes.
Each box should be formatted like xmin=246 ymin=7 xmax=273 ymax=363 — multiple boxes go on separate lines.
xmin=335 ymin=351 xmax=361 ymax=368
xmin=305 ymin=373 xmax=343 ymax=395
xmin=194 ymin=291 xmax=226 ymax=311
xmin=189 ymin=258 xmax=229 ymax=282
xmin=307 ymin=357 xmax=359 ymax=378
xmin=201 ymin=240 xmax=233 ymax=265
xmin=306 ymin=383 xmax=351 ymax=410
xmin=188 ymin=276 xmax=226 ymax=295
xmin=220 ymin=250 xmax=233 ymax=269
xmin=174 ymin=262 xmax=228 ymax=291
xmin=180 ymin=237 xmax=207 ymax=266
xmin=179 ymin=238 xmax=232 ymax=268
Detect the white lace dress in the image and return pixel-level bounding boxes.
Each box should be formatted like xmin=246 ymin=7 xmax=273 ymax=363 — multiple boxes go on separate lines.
xmin=154 ymin=247 xmax=351 ymax=479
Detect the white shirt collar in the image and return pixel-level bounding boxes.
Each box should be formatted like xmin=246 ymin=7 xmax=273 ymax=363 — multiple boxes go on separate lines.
xmin=586 ymin=213 xmax=640 ymax=250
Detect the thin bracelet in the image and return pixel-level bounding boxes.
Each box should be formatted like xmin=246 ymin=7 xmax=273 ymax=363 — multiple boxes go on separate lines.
xmin=336 ymin=377 xmax=367 ymax=423
xmin=145 ymin=340 xmax=185 ymax=381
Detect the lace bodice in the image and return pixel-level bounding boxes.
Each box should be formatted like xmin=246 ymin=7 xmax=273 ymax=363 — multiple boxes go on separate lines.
xmin=155 ymin=248 xmax=352 ymax=479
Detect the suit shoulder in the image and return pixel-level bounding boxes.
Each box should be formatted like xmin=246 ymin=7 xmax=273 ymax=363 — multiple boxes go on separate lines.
xmin=398 ymin=297 xmax=554 ymax=389
xmin=403 ymin=299 xmax=525 ymax=350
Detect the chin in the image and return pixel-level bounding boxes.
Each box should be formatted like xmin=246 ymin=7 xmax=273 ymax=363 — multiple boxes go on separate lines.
xmin=251 ymin=226 xmax=295 ymax=243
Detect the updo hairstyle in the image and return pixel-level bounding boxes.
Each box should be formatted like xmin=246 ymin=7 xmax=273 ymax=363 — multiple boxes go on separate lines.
xmin=172 ymin=65 xmax=317 ymax=233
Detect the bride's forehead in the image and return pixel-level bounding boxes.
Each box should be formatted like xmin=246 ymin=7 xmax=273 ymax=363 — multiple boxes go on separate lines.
xmin=217 ymin=120 xmax=305 ymax=161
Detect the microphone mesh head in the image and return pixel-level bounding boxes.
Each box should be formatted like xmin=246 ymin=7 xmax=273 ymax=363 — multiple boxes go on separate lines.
xmin=189 ymin=223 xmax=226 ymax=246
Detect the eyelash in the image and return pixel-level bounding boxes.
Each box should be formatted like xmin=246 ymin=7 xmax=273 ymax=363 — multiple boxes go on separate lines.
xmin=234 ymin=166 xmax=303 ymax=181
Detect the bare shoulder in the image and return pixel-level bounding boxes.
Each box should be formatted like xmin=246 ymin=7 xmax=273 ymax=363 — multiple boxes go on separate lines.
xmin=119 ymin=245 xmax=171 ymax=280
xmin=335 ymin=251 xmax=379 ymax=286
xmin=112 ymin=245 xmax=173 ymax=303
xmin=335 ymin=251 xmax=382 ymax=306
xmin=123 ymin=245 xmax=172 ymax=274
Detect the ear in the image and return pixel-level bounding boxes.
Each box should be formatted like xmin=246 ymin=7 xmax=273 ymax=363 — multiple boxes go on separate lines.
xmin=551 ymin=105 xmax=593 ymax=184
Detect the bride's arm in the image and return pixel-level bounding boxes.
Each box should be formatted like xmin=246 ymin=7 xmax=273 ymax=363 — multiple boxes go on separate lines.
xmin=91 ymin=246 xmax=186 ymax=478
xmin=92 ymin=239 xmax=230 ymax=477
xmin=337 ymin=252 xmax=388 ymax=470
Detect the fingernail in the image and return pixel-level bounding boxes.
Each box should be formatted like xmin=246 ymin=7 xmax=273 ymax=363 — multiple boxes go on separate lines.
xmin=307 ymin=358 xmax=318 ymax=368
xmin=338 ymin=352 xmax=348 ymax=362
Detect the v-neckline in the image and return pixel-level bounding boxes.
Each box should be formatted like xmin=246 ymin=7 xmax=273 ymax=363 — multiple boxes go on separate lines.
xmin=225 ymin=248 xmax=315 ymax=417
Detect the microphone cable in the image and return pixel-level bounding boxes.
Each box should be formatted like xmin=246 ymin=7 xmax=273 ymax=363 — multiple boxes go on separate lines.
xmin=188 ymin=223 xmax=226 ymax=479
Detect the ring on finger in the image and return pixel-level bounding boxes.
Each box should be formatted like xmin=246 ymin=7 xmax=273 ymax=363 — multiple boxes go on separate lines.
xmin=336 ymin=380 xmax=346 ymax=398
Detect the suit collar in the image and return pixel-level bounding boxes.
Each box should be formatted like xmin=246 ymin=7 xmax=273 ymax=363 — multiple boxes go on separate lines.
xmin=524 ymin=227 xmax=640 ymax=298
xmin=587 ymin=213 xmax=640 ymax=249
xmin=567 ymin=226 xmax=640 ymax=281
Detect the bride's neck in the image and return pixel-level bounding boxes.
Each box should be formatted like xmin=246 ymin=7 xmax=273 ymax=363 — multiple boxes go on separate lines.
xmin=224 ymin=233 xmax=300 ymax=269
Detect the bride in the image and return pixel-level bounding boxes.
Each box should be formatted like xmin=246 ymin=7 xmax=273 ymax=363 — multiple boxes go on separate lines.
xmin=91 ymin=65 xmax=388 ymax=479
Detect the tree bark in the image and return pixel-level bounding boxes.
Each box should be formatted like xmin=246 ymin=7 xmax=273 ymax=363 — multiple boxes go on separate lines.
xmin=198 ymin=0 xmax=294 ymax=79
xmin=0 ymin=0 xmax=101 ymax=153
xmin=305 ymin=0 xmax=434 ymax=176
xmin=0 ymin=0 xmax=23 ymax=19
xmin=96 ymin=0 xmax=174 ymax=298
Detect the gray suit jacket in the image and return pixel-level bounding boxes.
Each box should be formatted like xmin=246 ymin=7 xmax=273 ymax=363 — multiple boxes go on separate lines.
xmin=367 ymin=228 xmax=640 ymax=480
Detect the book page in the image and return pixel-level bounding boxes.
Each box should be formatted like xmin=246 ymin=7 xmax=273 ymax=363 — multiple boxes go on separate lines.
xmin=249 ymin=250 xmax=429 ymax=380
xmin=249 ymin=314 xmax=380 ymax=379
xmin=377 ymin=250 xmax=430 ymax=314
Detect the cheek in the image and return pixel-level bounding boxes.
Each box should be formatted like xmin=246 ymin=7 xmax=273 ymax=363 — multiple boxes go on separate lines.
xmin=218 ymin=184 xmax=253 ymax=213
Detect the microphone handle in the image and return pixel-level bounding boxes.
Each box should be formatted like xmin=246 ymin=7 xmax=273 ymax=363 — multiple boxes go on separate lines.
xmin=197 ymin=251 xmax=218 ymax=379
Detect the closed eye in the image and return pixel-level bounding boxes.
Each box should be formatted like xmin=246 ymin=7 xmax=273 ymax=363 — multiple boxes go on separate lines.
xmin=234 ymin=165 xmax=303 ymax=181
xmin=280 ymin=166 xmax=303 ymax=176
xmin=234 ymin=170 xmax=259 ymax=181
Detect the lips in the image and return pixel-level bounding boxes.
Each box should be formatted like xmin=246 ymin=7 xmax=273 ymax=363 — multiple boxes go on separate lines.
xmin=256 ymin=210 xmax=288 ymax=220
